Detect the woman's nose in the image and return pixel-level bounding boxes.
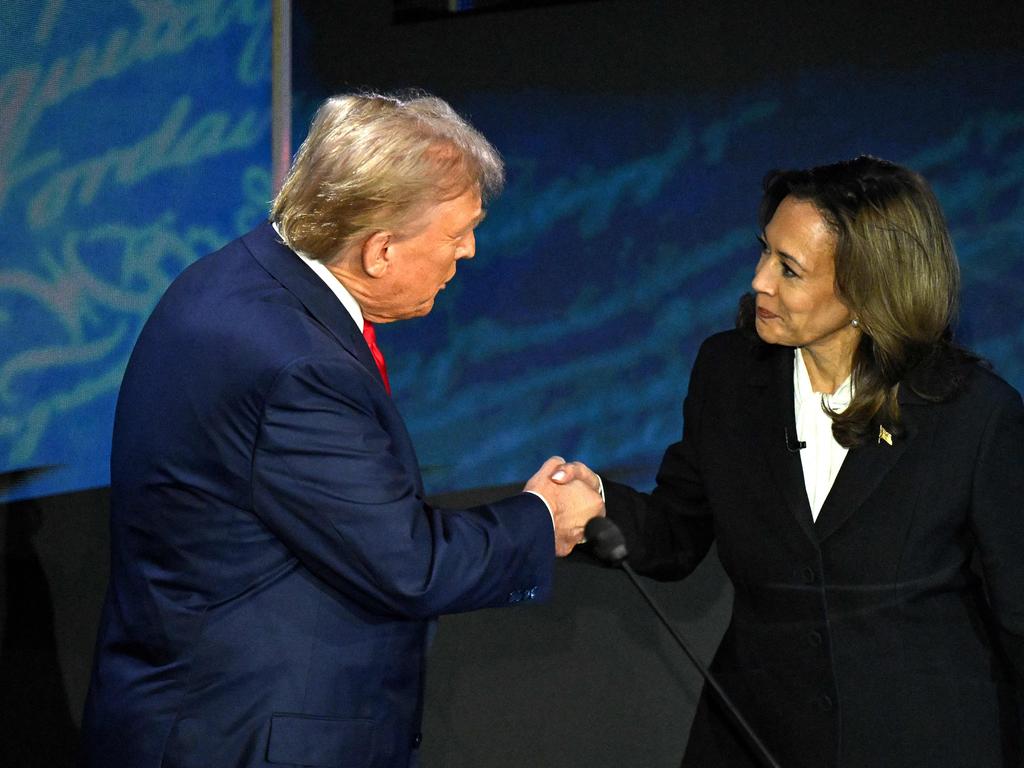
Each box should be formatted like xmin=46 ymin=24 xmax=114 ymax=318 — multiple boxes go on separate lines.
xmin=751 ymin=255 xmax=774 ymax=294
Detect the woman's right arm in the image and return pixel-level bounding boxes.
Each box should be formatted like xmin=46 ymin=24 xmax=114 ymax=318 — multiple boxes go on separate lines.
xmin=603 ymin=348 xmax=714 ymax=580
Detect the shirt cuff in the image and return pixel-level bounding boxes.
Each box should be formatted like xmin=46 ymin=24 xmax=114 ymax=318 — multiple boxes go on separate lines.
xmin=523 ymin=489 xmax=556 ymax=529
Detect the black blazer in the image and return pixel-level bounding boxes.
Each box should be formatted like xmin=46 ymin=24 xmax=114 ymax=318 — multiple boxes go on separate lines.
xmin=606 ymin=329 xmax=1024 ymax=768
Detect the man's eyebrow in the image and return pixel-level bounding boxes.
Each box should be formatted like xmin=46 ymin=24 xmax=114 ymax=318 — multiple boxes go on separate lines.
xmin=456 ymin=209 xmax=486 ymax=236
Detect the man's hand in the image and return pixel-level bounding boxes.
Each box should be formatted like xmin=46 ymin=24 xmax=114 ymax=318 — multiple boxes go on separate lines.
xmin=525 ymin=456 xmax=605 ymax=556
xmin=548 ymin=459 xmax=602 ymax=495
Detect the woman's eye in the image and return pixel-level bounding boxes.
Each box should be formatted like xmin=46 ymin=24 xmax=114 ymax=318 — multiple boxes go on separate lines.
xmin=756 ymin=235 xmax=769 ymax=254
xmin=781 ymin=262 xmax=798 ymax=278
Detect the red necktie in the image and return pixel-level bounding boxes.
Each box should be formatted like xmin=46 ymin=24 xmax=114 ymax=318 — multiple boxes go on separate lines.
xmin=361 ymin=321 xmax=391 ymax=395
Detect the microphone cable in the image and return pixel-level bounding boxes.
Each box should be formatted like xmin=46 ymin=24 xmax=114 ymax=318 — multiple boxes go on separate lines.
xmin=584 ymin=516 xmax=783 ymax=768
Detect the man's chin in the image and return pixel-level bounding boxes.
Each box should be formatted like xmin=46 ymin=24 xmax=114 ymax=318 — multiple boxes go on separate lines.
xmin=403 ymin=299 xmax=435 ymax=320
xmin=368 ymin=299 xmax=436 ymax=323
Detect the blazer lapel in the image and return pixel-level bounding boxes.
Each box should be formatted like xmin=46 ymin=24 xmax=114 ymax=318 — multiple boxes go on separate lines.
xmin=812 ymin=387 xmax=923 ymax=542
xmin=745 ymin=343 xmax=817 ymax=541
xmin=242 ymin=222 xmax=386 ymax=389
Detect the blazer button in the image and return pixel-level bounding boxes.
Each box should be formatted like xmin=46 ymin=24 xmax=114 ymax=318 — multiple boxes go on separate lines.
xmin=801 ymin=566 xmax=816 ymax=584
xmin=806 ymin=630 xmax=823 ymax=648
xmin=525 ymin=586 xmax=538 ymax=600
xmin=508 ymin=590 xmax=523 ymax=604
xmin=817 ymin=694 xmax=833 ymax=712
xmin=411 ymin=732 xmax=423 ymax=748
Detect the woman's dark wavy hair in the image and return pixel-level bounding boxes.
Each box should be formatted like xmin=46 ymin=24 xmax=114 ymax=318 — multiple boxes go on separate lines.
xmin=737 ymin=155 xmax=976 ymax=447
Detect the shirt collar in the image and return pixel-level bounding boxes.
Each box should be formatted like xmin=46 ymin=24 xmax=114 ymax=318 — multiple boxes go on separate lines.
xmin=794 ymin=348 xmax=853 ymax=412
xmin=272 ymin=221 xmax=364 ymax=332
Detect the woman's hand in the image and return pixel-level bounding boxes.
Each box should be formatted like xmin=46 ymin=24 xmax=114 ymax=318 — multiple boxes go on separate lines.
xmin=550 ymin=460 xmax=603 ymax=497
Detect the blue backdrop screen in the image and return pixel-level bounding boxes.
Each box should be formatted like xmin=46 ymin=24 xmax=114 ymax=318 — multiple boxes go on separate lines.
xmin=1 ymin=0 xmax=271 ymax=501
xmin=369 ymin=56 xmax=1024 ymax=493
xmin=3 ymin=2 xmax=1022 ymax=502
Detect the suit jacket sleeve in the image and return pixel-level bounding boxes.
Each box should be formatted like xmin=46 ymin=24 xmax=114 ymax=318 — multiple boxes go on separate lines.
xmin=604 ymin=338 xmax=716 ymax=580
xmin=250 ymin=353 xmax=554 ymax=620
xmin=969 ymin=379 xmax=1024 ymax=689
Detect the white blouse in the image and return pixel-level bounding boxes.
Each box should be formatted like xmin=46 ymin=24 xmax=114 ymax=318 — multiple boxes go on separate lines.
xmin=793 ymin=349 xmax=853 ymax=521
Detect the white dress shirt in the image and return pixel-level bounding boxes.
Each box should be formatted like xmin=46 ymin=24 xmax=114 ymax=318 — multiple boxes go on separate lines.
xmin=272 ymin=222 xmax=364 ymax=331
xmin=793 ymin=348 xmax=852 ymax=522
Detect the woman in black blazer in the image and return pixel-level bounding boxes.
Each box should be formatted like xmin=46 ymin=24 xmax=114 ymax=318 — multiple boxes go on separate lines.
xmin=559 ymin=156 xmax=1023 ymax=767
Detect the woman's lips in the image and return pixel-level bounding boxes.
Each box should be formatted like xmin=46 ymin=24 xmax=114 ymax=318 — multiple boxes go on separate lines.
xmin=756 ymin=307 xmax=779 ymax=320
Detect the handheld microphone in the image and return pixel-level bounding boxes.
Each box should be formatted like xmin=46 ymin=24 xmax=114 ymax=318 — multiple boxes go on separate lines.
xmin=586 ymin=514 xmax=628 ymax=564
xmin=583 ymin=517 xmax=783 ymax=768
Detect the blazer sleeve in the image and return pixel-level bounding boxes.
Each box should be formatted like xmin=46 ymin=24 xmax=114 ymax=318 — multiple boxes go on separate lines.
xmin=250 ymin=354 xmax=554 ymax=620
xmin=969 ymin=379 xmax=1024 ymax=689
xmin=604 ymin=339 xmax=715 ymax=580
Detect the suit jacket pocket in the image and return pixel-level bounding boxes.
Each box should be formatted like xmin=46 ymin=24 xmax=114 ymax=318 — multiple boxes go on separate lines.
xmin=267 ymin=713 xmax=376 ymax=767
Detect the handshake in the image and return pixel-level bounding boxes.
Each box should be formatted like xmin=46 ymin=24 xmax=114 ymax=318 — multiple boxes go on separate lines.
xmin=524 ymin=456 xmax=604 ymax=557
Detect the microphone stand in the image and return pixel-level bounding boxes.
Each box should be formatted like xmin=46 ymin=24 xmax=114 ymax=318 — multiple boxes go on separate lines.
xmin=585 ymin=516 xmax=782 ymax=768
xmin=617 ymin=560 xmax=782 ymax=768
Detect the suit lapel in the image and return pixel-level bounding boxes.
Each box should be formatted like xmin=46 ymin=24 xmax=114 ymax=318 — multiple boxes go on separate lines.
xmin=745 ymin=340 xmax=932 ymax=544
xmin=241 ymin=223 xmax=424 ymax=497
xmin=813 ymin=389 xmax=922 ymax=542
xmin=744 ymin=344 xmax=817 ymax=541
xmin=242 ymin=222 xmax=386 ymax=390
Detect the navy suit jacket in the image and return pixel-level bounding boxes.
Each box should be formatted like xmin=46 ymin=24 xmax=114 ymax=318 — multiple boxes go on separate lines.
xmin=607 ymin=330 xmax=1024 ymax=768
xmin=80 ymin=223 xmax=554 ymax=768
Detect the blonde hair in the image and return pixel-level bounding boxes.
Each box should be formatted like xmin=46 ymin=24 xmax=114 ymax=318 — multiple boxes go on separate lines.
xmin=271 ymin=92 xmax=504 ymax=261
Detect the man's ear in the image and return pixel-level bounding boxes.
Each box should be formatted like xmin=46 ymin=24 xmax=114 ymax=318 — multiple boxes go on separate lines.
xmin=361 ymin=231 xmax=392 ymax=278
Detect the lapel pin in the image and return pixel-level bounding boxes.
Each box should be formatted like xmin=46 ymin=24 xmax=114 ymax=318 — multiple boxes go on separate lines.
xmin=878 ymin=425 xmax=893 ymax=446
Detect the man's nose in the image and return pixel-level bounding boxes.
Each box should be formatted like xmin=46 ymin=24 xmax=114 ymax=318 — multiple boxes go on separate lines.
xmin=461 ymin=231 xmax=476 ymax=260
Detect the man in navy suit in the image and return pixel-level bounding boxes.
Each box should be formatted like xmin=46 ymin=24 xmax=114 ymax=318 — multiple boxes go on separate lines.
xmin=80 ymin=92 xmax=603 ymax=768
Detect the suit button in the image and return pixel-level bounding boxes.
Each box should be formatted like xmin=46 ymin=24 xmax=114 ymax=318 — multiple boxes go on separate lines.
xmin=525 ymin=586 xmax=538 ymax=600
xmin=807 ymin=630 xmax=823 ymax=648
xmin=411 ymin=732 xmax=422 ymax=749
xmin=801 ymin=567 xmax=816 ymax=584
xmin=508 ymin=590 xmax=523 ymax=604
xmin=817 ymin=695 xmax=833 ymax=712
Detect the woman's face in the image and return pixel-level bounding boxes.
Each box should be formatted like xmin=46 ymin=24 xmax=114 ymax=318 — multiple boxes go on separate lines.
xmin=751 ymin=195 xmax=858 ymax=355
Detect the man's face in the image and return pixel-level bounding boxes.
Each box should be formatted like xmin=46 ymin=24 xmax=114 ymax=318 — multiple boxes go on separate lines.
xmin=365 ymin=187 xmax=484 ymax=323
